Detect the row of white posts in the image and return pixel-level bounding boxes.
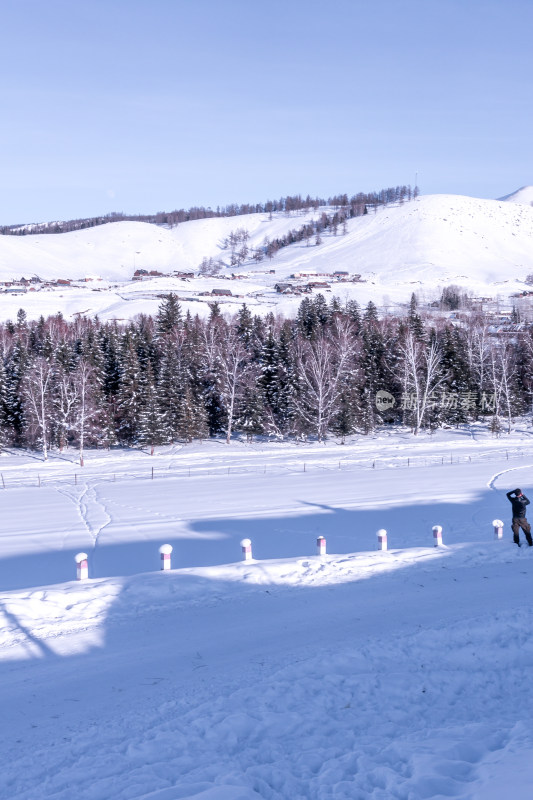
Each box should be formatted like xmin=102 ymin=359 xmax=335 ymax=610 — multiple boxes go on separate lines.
xmin=73 ymin=519 xmax=507 ymax=581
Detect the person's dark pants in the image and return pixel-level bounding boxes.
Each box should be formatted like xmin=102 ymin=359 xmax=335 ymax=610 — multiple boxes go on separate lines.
xmin=512 ymin=516 xmax=533 ymax=546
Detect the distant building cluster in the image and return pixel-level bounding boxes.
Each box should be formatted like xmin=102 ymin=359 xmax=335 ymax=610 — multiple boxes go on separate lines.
xmin=274 ymin=271 xmax=363 ymax=295
xmin=1 ymin=276 xmax=73 ymax=294
xmin=0 ymin=264 xmax=368 ymax=307
xmin=133 ymin=269 xmax=194 ymax=281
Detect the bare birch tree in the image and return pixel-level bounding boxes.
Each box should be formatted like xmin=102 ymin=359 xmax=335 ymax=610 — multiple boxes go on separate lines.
xmin=398 ymin=332 xmax=446 ymax=435
xmin=487 ymin=337 xmax=517 ymax=434
xmin=465 ymin=320 xmax=490 ymax=394
xmin=54 ymin=368 xmax=79 ymax=452
xmin=215 ymin=329 xmax=249 ymax=444
xmin=24 ymin=357 xmax=54 ymax=459
xmin=293 ymin=318 xmax=354 ymax=440
xmin=73 ymin=360 xmax=101 ymax=466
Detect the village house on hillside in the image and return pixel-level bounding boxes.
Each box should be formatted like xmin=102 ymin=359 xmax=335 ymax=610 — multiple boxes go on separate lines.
xmin=275 ymin=282 xmax=308 ymax=295
xmin=132 ymin=268 xmax=168 ymax=280
xmin=4 ymin=286 xmax=27 ymax=294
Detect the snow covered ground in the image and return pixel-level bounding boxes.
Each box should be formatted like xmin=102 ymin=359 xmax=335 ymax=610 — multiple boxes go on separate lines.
xmin=2 ymin=426 xmax=533 ymax=798
xmin=1 ymin=190 xmax=533 ymax=321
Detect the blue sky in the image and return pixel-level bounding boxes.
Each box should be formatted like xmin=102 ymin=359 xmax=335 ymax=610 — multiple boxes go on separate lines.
xmin=1 ymin=0 xmax=532 ymax=223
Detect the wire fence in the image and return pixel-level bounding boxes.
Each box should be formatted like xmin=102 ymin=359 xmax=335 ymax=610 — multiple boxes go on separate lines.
xmin=2 ymin=444 xmax=533 ymax=490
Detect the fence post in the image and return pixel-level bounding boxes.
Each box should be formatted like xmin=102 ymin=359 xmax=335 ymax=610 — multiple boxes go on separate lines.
xmin=1 ymin=473 xmax=4 ymax=489
xmin=75 ymin=552 xmax=88 ymax=581
xmin=240 ymin=538 xmax=253 ymax=561
xmin=159 ymin=544 xmax=173 ymax=570
xmin=432 ymin=525 xmax=443 ymax=547
xmin=317 ymin=535 xmax=326 ymax=555
xmin=493 ymin=519 xmax=504 ymax=540
xmin=377 ymin=529 xmax=388 ymax=551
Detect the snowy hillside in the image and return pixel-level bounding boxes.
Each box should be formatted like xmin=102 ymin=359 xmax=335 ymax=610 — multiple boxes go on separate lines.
xmin=499 ymin=185 xmax=533 ymax=206
xmin=2 ymin=429 xmax=533 ymax=798
xmin=1 ymin=192 xmax=533 ymax=320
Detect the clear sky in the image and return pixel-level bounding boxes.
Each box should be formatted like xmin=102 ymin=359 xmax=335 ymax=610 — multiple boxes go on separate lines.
xmin=1 ymin=0 xmax=532 ymax=224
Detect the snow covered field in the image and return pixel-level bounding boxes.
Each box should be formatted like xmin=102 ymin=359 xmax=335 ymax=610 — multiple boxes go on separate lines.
xmin=2 ymin=426 xmax=533 ymax=798
xmin=1 ymin=190 xmax=533 ymax=321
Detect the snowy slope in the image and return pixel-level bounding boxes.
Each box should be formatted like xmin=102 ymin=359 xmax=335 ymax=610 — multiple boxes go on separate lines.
xmin=2 ymin=429 xmax=533 ymax=798
xmin=0 ymin=211 xmax=323 ymax=282
xmin=1 ymin=192 xmax=533 ymax=320
xmin=499 ymin=185 xmax=533 ymax=206
xmin=265 ymin=194 xmax=533 ymax=289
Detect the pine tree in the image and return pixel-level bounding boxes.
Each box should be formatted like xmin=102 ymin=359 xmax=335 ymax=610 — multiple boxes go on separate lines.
xmin=359 ymin=324 xmax=386 ymax=433
xmin=345 ymin=299 xmax=361 ymax=332
xmin=407 ymin=293 xmax=424 ymax=339
xmin=331 ymin=371 xmax=360 ymax=443
xmin=156 ymin=293 xmax=182 ymax=336
xmin=236 ymin=304 xmax=253 ymax=347
xmin=439 ymin=327 xmax=469 ymax=425
xmin=115 ymin=337 xmax=143 ymax=444
xmin=178 ymin=382 xmax=209 ymax=442
xmin=363 ymin=301 xmax=379 ymax=325
xmin=209 ymin=302 xmax=222 ymax=322
xmin=85 ymin=328 xmax=117 ymax=449
xmin=157 ymin=337 xmax=187 ymax=441
xmin=0 ymin=357 xmax=10 ymax=447
xmin=273 ymin=323 xmax=298 ymax=436
xmin=313 ymin=294 xmax=330 ymax=328
xmin=137 ymin=361 xmax=167 ymax=452
xmin=4 ymin=338 xmax=29 ymax=444
xmin=297 ymin=297 xmax=319 ymax=339
xmin=237 ymin=381 xmax=265 ymax=442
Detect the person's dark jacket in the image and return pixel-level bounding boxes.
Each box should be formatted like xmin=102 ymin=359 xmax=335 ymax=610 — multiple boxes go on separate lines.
xmin=507 ymin=490 xmax=530 ymax=518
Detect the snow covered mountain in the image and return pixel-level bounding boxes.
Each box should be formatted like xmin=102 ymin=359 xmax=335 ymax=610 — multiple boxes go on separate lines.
xmin=0 ymin=191 xmax=533 ymax=320
xmin=498 ymin=185 xmax=533 ymax=206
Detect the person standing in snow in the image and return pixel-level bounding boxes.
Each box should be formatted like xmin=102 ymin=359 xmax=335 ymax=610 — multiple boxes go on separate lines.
xmin=506 ymin=488 xmax=533 ymax=547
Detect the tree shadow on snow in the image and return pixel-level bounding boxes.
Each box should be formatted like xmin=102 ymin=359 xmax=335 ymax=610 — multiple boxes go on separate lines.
xmin=0 ymin=485 xmax=528 ymax=760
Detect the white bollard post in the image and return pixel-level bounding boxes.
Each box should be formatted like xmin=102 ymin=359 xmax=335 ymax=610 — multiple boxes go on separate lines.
xmin=317 ymin=535 xmax=326 ymax=555
xmin=240 ymin=538 xmax=253 ymax=561
xmin=493 ymin=519 xmax=504 ymax=540
xmin=159 ymin=544 xmax=173 ymax=570
xmin=75 ymin=552 xmax=88 ymax=581
xmin=433 ymin=525 xmax=443 ymax=547
xmin=377 ymin=529 xmax=388 ymax=551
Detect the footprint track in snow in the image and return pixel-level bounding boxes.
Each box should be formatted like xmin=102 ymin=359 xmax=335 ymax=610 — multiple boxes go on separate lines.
xmin=55 ymin=480 xmax=113 ymax=556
